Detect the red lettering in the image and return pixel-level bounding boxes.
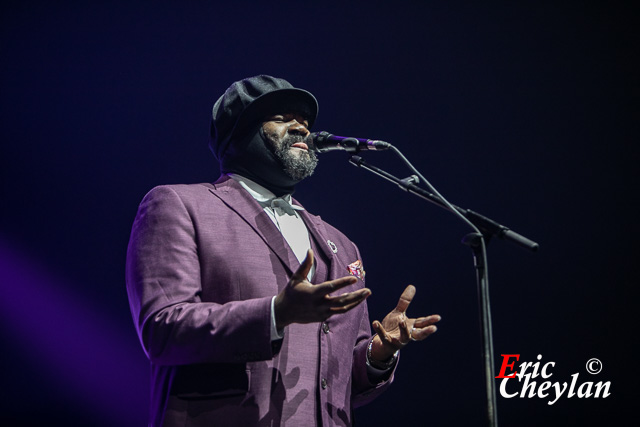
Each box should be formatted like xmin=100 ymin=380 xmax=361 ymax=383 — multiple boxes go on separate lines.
xmin=495 ymin=354 xmax=520 ymax=378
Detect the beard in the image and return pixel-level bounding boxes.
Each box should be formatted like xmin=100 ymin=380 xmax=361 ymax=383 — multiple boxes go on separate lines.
xmin=270 ymin=133 xmax=319 ymax=181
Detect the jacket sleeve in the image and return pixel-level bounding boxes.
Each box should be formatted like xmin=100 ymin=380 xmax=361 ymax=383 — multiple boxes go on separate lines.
xmin=125 ymin=186 xmax=277 ymax=366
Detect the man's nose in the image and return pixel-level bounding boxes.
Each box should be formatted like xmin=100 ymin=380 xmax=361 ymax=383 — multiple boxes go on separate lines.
xmin=288 ymin=121 xmax=310 ymax=137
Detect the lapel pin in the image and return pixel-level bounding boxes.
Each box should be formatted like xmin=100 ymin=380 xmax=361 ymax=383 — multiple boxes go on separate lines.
xmin=327 ymin=240 xmax=338 ymax=254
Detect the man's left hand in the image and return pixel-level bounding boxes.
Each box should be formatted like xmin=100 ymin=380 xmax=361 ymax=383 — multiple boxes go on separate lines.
xmin=369 ymin=285 xmax=441 ymax=363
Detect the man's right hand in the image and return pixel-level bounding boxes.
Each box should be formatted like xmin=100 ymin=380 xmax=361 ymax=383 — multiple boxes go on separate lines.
xmin=273 ymin=249 xmax=371 ymax=330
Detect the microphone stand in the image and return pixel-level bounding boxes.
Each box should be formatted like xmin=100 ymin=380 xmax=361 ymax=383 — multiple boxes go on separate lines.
xmin=348 ymin=154 xmax=538 ymax=427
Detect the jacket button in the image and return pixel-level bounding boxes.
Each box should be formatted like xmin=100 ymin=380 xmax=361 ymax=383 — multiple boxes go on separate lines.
xmin=321 ymin=378 xmax=328 ymax=389
xmin=322 ymin=322 xmax=330 ymax=334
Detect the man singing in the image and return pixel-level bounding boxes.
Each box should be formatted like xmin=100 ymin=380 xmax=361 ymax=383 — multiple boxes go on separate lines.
xmin=126 ymin=75 xmax=441 ymax=426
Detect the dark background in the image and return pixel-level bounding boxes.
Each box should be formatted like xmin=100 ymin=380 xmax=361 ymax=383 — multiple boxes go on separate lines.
xmin=1 ymin=1 xmax=637 ymax=426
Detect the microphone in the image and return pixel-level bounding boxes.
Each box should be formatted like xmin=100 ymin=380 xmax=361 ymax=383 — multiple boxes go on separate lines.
xmin=310 ymin=131 xmax=391 ymax=153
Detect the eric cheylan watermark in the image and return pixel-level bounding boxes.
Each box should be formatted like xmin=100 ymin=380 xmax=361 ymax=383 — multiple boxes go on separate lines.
xmin=495 ymin=354 xmax=611 ymax=405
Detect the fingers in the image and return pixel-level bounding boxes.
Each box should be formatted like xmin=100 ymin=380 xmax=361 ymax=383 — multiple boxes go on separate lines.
xmin=394 ymin=284 xmax=416 ymax=313
xmin=410 ymin=315 xmax=441 ymax=340
xmin=315 ymin=275 xmax=358 ymax=296
xmin=372 ymin=319 xmax=408 ymax=349
xmin=326 ymin=288 xmax=370 ymax=305
xmin=327 ymin=288 xmax=371 ymax=313
xmin=409 ymin=324 xmax=438 ymax=340
xmin=413 ymin=314 xmax=442 ymax=328
xmin=372 ymin=320 xmax=392 ymax=343
xmin=290 ymin=249 xmax=315 ymax=282
xmin=379 ymin=318 xmax=411 ymax=346
xmin=399 ymin=318 xmax=411 ymax=344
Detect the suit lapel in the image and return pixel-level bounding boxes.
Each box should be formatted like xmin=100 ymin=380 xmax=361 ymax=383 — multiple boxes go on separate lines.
xmin=208 ymin=176 xmax=300 ymax=276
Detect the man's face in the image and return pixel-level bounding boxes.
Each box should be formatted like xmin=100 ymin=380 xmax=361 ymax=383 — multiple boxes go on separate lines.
xmin=262 ymin=112 xmax=318 ymax=181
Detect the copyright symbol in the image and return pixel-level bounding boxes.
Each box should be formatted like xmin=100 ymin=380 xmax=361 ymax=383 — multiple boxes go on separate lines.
xmin=586 ymin=358 xmax=602 ymax=374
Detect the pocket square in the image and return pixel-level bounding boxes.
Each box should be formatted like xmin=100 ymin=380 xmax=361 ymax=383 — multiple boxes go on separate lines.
xmin=347 ymin=260 xmax=365 ymax=280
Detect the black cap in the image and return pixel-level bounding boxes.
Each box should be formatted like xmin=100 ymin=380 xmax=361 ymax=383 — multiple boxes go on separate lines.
xmin=209 ymin=75 xmax=319 ymax=159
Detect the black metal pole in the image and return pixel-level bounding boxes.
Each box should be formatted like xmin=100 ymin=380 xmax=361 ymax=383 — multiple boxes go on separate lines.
xmin=462 ymin=233 xmax=498 ymax=427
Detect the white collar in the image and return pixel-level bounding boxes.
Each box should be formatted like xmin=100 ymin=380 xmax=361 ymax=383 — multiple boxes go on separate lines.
xmin=227 ymin=173 xmax=302 ymax=209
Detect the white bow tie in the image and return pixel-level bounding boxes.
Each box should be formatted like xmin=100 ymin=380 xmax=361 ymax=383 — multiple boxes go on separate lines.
xmin=267 ymin=198 xmax=304 ymax=216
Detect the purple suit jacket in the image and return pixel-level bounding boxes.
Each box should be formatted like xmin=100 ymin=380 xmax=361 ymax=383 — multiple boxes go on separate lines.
xmin=126 ymin=176 xmax=395 ymax=426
